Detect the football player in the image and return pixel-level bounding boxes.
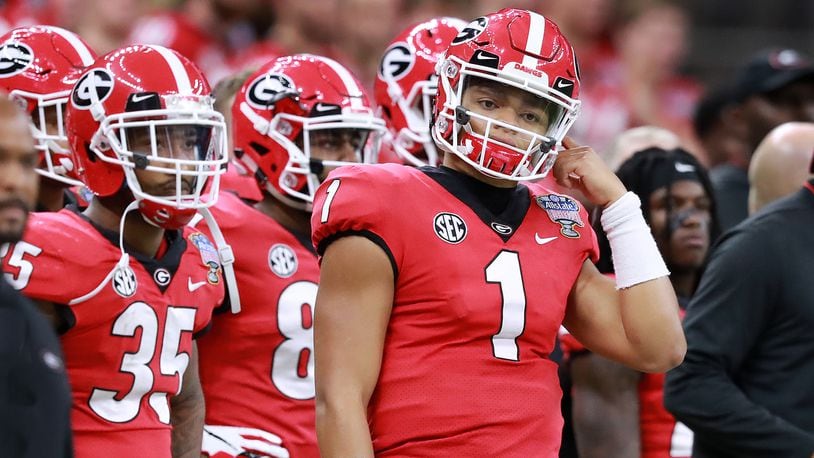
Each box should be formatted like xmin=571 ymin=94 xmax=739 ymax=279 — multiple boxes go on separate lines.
xmin=0 ymin=25 xmax=97 ymax=211
xmin=374 ymin=16 xmax=465 ymax=167
xmin=311 ymin=8 xmax=685 ymax=456
xmin=196 ymin=54 xmax=384 ymax=457
xmin=2 ymin=44 xmax=228 ymax=457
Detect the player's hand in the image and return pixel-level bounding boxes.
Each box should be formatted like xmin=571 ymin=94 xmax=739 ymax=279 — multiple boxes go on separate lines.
xmin=202 ymin=425 xmax=290 ymax=458
xmin=552 ymin=136 xmax=627 ymax=208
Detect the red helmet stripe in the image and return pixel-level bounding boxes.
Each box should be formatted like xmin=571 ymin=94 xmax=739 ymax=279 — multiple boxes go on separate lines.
xmin=47 ymin=26 xmax=95 ymax=66
xmin=318 ymin=55 xmax=364 ymax=109
xmin=149 ymin=45 xmax=193 ymax=94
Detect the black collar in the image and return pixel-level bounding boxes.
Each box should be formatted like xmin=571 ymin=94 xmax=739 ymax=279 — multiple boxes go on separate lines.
xmin=422 ymin=166 xmax=530 ymax=242
xmin=69 ymin=206 xmax=187 ymax=293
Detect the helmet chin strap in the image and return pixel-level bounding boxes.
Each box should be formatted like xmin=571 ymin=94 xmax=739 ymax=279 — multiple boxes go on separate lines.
xmin=68 ymin=200 xmax=140 ymax=305
xmin=195 ymin=206 xmax=240 ymax=313
xmin=68 ymin=200 xmax=241 ymax=314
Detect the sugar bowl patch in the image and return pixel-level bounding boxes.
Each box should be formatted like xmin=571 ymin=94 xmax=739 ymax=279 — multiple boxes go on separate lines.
xmin=188 ymin=232 xmax=222 ymax=284
xmin=536 ymin=194 xmax=584 ymax=238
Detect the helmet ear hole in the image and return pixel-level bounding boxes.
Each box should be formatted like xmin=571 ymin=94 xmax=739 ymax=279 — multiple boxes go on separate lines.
xmin=249 ymin=141 xmax=270 ymax=156
xmin=85 ymin=143 xmax=97 ymax=162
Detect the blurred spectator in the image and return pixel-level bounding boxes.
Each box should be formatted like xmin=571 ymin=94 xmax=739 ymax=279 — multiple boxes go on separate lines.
xmin=748 ymin=122 xmax=814 ymax=214
xmin=75 ymin=0 xmax=143 ymax=54
xmin=334 ymin=0 xmax=403 ymax=91
xmin=0 ymin=95 xmax=73 ymax=458
xmin=708 ymin=48 xmax=814 ymax=231
xmin=401 ymin=0 xmax=470 ymax=26
xmin=539 ymin=0 xmax=618 ymax=84
xmin=664 ymin=150 xmax=814 ymax=457
xmin=607 ymin=125 xmax=682 ymax=170
xmin=475 ymin=0 xmax=538 ymax=17
xmin=569 ymin=145 xmax=718 ymax=458
xmin=571 ymin=0 xmax=702 ymax=159
xmin=693 ymin=85 xmax=744 ymax=168
xmin=267 ymin=0 xmax=337 ymax=56
xmin=129 ymin=0 xmax=278 ymax=85
xmin=0 ymin=0 xmax=77 ymax=32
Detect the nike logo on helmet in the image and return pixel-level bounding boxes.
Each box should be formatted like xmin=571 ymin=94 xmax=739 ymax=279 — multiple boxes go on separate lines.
xmin=314 ymin=103 xmax=338 ymax=112
xmin=130 ymin=93 xmax=156 ymax=103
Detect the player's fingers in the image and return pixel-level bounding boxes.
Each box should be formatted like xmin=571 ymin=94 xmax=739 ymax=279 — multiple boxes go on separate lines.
xmin=562 ymin=135 xmax=579 ymax=150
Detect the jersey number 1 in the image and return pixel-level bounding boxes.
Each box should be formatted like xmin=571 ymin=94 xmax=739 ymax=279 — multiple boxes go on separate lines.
xmin=486 ymin=250 xmax=526 ymax=361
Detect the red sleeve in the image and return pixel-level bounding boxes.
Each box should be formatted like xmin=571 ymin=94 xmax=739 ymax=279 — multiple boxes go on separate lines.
xmin=2 ymin=212 xmax=112 ymax=304
xmin=311 ymin=164 xmax=404 ymax=276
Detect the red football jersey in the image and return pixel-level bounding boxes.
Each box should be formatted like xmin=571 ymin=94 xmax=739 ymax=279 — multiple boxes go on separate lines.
xmin=197 ymin=192 xmax=320 ymax=457
xmin=312 ymin=164 xmax=598 ymax=457
xmin=2 ymin=209 xmax=223 ymax=458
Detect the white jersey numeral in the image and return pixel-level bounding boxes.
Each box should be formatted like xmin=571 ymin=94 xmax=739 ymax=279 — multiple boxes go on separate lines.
xmin=486 ymin=250 xmax=527 ymax=361
xmin=271 ymin=281 xmax=317 ymax=400
xmin=319 ymin=179 xmax=341 ymax=223
xmin=1 ymin=242 xmax=43 ymax=290
xmin=89 ymin=302 xmax=196 ymax=424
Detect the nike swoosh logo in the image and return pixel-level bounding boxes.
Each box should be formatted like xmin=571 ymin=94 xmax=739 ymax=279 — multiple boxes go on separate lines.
xmin=555 ymin=80 xmax=573 ymax=89
xmin=131 ymin=93 xmax=155 ymax=103
xmin=314 ymin=103 xmax=336 ymax=112
xmin=675 ymin=162 xmax=696 ymax=173
xmin=188 ymin=278 xmax=207 ymax=292
xmin=535 ymin=233 xmax=557 ymax=245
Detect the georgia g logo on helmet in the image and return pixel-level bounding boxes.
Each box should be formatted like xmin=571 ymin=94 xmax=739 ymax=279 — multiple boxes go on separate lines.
xmin=246 ymin=72 xmax=297 ymax=110
xmin=378 ymin=43 xmax=415 ymax=81
xmin=451 ymin=17 xmax=488 ymax=45
xmin=71 ymin=69 xmax=114 ymax=109
xmin=0 ymin=42 xmax=34 ymax=77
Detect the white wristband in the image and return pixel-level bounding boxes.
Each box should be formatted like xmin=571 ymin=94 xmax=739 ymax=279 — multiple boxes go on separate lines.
xmin=601 ymin=192 xmax=669 ymax=289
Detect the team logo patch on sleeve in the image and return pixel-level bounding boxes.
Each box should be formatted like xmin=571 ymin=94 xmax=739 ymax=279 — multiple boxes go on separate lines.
xmin=189 ymin=232 xmax=221 ymax=284
xmin=536 ymin=194 xmax=584 ymax=238
xmin=268 ymin=243 xmax=298 ymax=278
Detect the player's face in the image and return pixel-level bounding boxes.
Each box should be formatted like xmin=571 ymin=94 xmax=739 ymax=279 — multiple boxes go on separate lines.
xmin=648 ymin=180 xmax=711 ymax=271
xmin=0 ymin=109 xmax=38 ymax=243
xmin=308 ymin=128 xmax=364 ymax=180
xmin=126 ymin=125 xmax=203 ymax=162
xmin=127 ymin=125 xmax=206 ymax=197
xmin=461 ymin=79 xmax=555 ymax=150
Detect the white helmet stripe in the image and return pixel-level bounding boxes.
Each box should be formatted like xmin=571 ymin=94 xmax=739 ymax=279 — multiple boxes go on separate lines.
xmin=522 ymin=12 xmax=546 ymax=69
xmin=314 ymin=55 xmax=363 ymax=109
xmin=149 ymin=45 xmax=193 ymax=94
xmin=46 ymin=26 xmax=95 ymax=66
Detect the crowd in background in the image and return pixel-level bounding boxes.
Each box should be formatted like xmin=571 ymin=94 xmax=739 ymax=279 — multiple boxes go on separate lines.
xmin=0 ymin=0 xmax=809 ymax=166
